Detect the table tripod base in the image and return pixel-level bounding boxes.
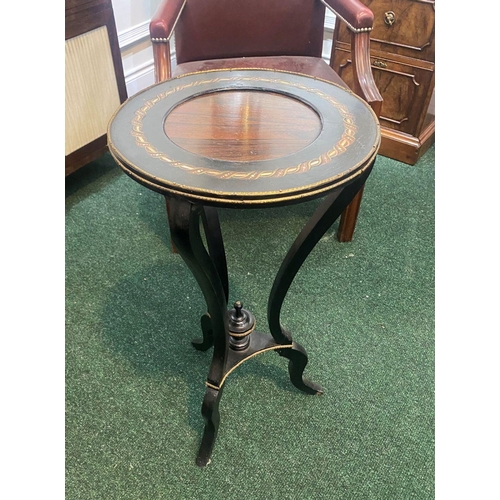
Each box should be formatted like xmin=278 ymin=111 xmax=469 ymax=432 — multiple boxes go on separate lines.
xmin=167 ymin=165 xmax=373 ymax=467
xmin=195 ymin=329 xmax=323 ymax=466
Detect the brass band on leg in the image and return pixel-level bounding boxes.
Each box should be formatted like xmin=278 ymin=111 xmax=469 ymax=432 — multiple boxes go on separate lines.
xmin=228 ymin=324 xmax=256 ymax=338
xmin=205 ymin=344 xmax=294 ymax=390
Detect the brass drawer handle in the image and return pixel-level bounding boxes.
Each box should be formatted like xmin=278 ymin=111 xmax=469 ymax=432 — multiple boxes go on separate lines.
xmin=384 ymin=11 xmax=396 ymax=26
xmin=372 ymin=60 xmax=387 ymax=68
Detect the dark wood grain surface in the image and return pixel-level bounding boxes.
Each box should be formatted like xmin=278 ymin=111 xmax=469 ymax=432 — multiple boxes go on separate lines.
xmin=164 ymin=90 xmax=322 ymax=162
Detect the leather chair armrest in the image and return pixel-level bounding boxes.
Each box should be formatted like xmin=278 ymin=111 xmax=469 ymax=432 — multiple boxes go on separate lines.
xmin=321 ymin=0 xmax=374 ymax=32
xmin=150 ymin=0 xmax=187 ymax=41
xmin=150 ymin=0 xmax=186 ymax=82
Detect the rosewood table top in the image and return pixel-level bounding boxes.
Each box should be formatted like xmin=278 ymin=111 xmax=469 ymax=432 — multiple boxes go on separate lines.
xmin=108 ymin=69 xmax=380 ymax=207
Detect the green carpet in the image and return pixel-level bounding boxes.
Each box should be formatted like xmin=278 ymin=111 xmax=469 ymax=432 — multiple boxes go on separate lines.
xmin=66 ymin=146 xmax=434 ymax=499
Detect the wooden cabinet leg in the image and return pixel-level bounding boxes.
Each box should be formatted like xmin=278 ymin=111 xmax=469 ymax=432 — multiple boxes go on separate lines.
xmin=337 ymin=184 xmax=365 ymax=242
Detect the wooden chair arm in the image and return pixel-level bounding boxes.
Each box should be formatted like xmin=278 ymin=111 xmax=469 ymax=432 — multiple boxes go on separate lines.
xmin=150 ymin=0 xmax=187 ymax=82
xmin=321 ymin=0 xmax=382 ymax=116
xmin=349 ymin=31 xmax=382 ymax=116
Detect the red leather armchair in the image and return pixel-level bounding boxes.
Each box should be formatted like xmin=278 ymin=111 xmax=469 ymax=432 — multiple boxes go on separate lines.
xmin=150 ymin=0 xmax=382 ymax=243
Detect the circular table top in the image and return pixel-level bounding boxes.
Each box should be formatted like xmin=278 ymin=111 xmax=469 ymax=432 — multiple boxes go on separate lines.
xmin=108 ymin=69 xmax=380 ymax=207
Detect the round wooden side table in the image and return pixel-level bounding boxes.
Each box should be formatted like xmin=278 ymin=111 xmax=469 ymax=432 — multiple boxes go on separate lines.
xmin=108 ymin=69 xmax=380 ymax=466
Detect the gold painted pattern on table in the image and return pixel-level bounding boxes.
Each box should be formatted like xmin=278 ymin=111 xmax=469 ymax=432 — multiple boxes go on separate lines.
xmin=130 ymin=76 xmax=357 ymax=180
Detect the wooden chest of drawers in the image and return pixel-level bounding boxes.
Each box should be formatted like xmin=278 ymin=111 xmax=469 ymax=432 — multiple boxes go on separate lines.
xmin=330 ymin=0 xmax=435 ymax=164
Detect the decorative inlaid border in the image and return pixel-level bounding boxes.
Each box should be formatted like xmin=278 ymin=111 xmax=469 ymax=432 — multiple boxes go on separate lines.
xmin=130 ymin=75 xmax=357 ymax=180
xmin=111 ymin=151 xmax=377 ymax=206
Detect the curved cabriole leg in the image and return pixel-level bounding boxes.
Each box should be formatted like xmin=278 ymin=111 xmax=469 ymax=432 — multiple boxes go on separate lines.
xmin=201 ymin=206 xmax=229 ymax=304
xmin=278 ymin=342 xmax=323 ymax=395
xmin=191 ymin=207 xmax=228 ymax=351
xmin=268 ymin=166 xmax=374 ymax=394
xmin=167 ymin=198 xmax=229 ymax=467
xmin=196 ymin=386 xmax=224 ymax=467
xmin=192 ymin=312 xmax=214 ymax=351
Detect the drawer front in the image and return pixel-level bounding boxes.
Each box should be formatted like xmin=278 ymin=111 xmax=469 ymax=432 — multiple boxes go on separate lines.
xmin=332 ymin=49 xmax=434 ymax=136
xmin=335 ymin=0 xmax=435 ymax=62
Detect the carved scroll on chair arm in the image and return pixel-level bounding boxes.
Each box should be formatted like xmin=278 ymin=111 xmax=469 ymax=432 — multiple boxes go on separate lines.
xmin=149 ymin=0 xmax=187 ymax=82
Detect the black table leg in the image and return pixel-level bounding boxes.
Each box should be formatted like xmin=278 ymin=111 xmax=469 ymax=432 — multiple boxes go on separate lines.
xmin=197 ymin=385 xmax=224 ymax=466
xmin=268 ymin=164 xmax=374 ymax=394
xmin=191 ymin=207 xmax=229 ymax=351
xmin=201 ymin=206 xmax=229 ymax=303
xmin=168 ymin=198 xmax=229 ymax=466
xmin=195 ymin=312 xmax=215 ymax=352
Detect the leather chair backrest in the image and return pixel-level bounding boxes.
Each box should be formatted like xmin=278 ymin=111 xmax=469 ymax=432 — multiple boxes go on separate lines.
xmin=174 ymin=0 xmax=326 ymax=64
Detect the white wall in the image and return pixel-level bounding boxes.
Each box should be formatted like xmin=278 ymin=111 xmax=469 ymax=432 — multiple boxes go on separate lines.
xmin=111 ymin=0 xmax=335 ymax=96
xmin=111 ymin=0 xmax=162 ymax=96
